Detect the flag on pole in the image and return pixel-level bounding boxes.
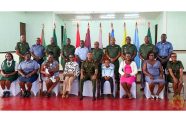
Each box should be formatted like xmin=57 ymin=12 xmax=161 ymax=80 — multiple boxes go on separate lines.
xmin=109 ymin=23 xmax=114 ymax=45
xmin=76 ymin=23 xmax=80 ymax=48
xmin=62 ymin=24 xmax=67 ymax=47
xmin=85 ymin=23 xmax=91 ymax=51
xmin=40 ymin=24 xmax=45 ymax=47
xmin=98 ymin=23 xmax=103 ymax=49
xmin=53 ymin=23 xmax=58 ymax=45
xmin=147 ymin=22 xmax=152 ymax=44
xmin=121 ymin=22 xmax=127 ymax=46
xmin=133 ymin=22 xmax=140 ymax=69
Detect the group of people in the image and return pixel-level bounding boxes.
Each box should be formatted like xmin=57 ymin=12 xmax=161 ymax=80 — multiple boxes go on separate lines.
xmin=0 ymin=33 xmax=184 ymax=101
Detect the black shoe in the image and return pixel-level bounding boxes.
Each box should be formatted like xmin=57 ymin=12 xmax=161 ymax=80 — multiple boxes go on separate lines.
xmin=92 ymin=97 xmax=96 ymax=101
xmin=140 ymin=88 xmax=144 ymax=91
xmin=26 ymin=91 xmax=31 ymax=97
xmin=100 ymin=94 xmax=104 ymax=98
xmin=80 ymin=96 xmax=83 ymax=100
xmin=22 ymin=91 xmax=27 ymax=98
xmin=6 ymin=91 xmax=10 ymax=97
xmin=110 ymin=94 xmax=114 ymax=98
xmin=46 ymin=92 xmax=51 ymax=98
xmin=2 ymin=91 xmax=6 ymax=98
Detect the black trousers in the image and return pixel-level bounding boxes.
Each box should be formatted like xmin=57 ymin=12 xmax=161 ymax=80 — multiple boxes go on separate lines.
xmin=100 ymin=77 xmax=114 ymax=94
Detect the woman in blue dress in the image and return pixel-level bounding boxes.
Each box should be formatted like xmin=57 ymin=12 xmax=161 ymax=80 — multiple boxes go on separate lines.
xmin=143 ymin=51 xmax=165 ymax=99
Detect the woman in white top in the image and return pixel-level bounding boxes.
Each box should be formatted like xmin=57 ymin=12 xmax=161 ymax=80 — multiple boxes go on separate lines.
xmin=62 ymin=55 xmax=80 ymax=98
xmin=119 ymin=53 xmax=138 ymax=99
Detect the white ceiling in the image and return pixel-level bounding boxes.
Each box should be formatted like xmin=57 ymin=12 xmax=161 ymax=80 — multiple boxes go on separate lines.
xmin=56 ymin=11 xmax=162 ymax=20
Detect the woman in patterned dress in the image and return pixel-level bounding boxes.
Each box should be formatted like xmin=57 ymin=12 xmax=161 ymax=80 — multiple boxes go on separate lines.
xmin=62 ymin=55 xmax=79 ymax=98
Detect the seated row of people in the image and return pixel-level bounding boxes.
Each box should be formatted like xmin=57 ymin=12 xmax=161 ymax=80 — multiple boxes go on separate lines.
xmin=0 ymin=51 xmax=184 ymax=100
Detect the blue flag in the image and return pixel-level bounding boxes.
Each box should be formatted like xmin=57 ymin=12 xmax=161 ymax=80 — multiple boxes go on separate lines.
xmin=133 ymin=26 xmax=140 ymax=69
xmin=111 ymin=29 xmax=114 ymax=38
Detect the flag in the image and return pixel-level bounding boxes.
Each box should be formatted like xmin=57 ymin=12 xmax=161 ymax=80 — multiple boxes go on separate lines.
xmin=98 ymin=23 xmax=103 ymax=49
xmin=109 ymin=23 xmax=114 ymax=45
xmin=76 ymin=23 xmax=80 ymax=48
xmin=53 ymin=23 xmax=58 ymax=45
xmin=84 ymin=23 xmax=91 ymax=51
xmin=121 ymin=22 xmax=127 ymax=46
xmin=147 ymin=22 xmax=152 ymax=44
xmin=133 ymin=23 xmax=140 ymax=69
xmin=62 ymin=24 xmax=67 ymax=47
xmin=40 ymin=24 xmax=45 ymax=47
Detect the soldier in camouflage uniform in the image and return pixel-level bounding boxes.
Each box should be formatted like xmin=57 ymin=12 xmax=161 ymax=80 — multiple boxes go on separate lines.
xmin=91 ymin=41 xmax=104 ymax=97
xmin=80 ymin=52 xmax=98 ymax=101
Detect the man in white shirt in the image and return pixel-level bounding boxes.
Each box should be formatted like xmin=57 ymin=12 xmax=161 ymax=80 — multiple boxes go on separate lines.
xmin=75 ymin=40 xmax=89 ymax=67
xmin=101 ymin=59 xmax=114 ymax=98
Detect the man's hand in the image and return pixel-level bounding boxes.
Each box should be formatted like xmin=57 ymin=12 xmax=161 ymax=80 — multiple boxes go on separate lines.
xmin=173 ymin=77 xmax=179 ymax=83
xmin=149 ymin=75 xmax=154 ymax=80
xmin=92 ymin=74 xmax=97 ymax=80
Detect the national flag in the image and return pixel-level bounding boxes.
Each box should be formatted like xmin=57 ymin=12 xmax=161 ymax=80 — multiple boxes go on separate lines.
xmin=84 ymin=23 xmax=91 ymax=51
xmin=98 ymin=23 xmax=103 ymax=49
xmin=40 ymin=24 xmax=45 ymax=47
xmin=109 ymin=23 xmax=114 ymax=45
xmin=53 ymin=23 xmax=58 ymax=45
xmin=121 ymin=22 xmax=127 ymax=46
xmin=62 ymin=24 xmax=67 ymax=47
xmin=76 ymin=23 xmax=81 ymax=48
xmin=147 ymin=22 xmax=152 ymax=44
xmin=133 ymin=22 xmax=140 ymax=69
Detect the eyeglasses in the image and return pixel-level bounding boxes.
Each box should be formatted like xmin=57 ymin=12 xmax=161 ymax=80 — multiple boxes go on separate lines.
xmin=69 ymin=57 xmax=73 ymax=58
xmin=171 ymin=56 xmax=177 ymax=57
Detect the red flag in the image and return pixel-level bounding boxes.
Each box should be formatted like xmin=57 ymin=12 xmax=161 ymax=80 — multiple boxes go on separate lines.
xmin=84 ymin=23 xmax=91 ymax=50
xmin=76 ymin=23 xmax=80 ymax=48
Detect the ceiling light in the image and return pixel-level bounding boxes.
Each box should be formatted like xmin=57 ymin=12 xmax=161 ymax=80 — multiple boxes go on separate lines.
xmin=100 ymin=14 xmax=115 ymax=19
xmin=124 ymin=13 xmax=139 ymax=19
xmin=75 ymin=15 xmax=91 ymax=20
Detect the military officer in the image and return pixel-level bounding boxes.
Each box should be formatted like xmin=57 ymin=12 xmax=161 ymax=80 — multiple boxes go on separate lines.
xmin=105 ymin=37 xmax=121 ymax=93
xmin=61 ymin=38 xmax=75 ymax=70
xmin=15 ymin=35 xmax=30 ymax=63
xmin=121 ymin=36 xmax=137 ymax=61
xmin=91 ymin=41 xmax=104 ymax=97
xmin=80 ymin=52 xmax=98 ymax=101
xmin=45 ymin=37 xmax=61 ymax=62
xmin=167 ymin=52 xmax=184 ymax=97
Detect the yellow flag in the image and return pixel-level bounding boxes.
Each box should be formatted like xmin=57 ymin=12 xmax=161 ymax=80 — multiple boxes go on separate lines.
xmin=121 ymin=23 xmax=127 ymax=46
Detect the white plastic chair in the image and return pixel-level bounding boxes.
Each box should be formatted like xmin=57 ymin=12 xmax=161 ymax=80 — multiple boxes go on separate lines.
xmin=102 ymin=77 xmax=116 ymax=97
xmin=120 ymin=82 xmax=136 ymax=98
xmin=144 ymin=82 xmax=164 ymax=99
xmin=82 ymin=80 xmax=97 ymax=97
xmin=42 ymin=77 xmax=60 ymax=96
xmin=69 ymin=78 xmax=79 ymax=96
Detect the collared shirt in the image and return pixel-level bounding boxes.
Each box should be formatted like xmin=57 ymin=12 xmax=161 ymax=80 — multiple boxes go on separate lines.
xmin=45 ymin=44 xmax=60 ymax=61
xmin=64 ymin=61 xmax=80 ymax=77
xmin=18 ymin=59 xmax=39 ymax=74
xmin=139 ymin=43 xmax=156 ymax=60
xmin=156 ymin=41 xmax=173 ymax=57
xmin=61 ymin=45 xmax=75 ymax=58
xmin=102 ymin=63 xmax=114 ymax=77
xmin=75 ymin=46 xmax=89 ymax=61
xmin=121 ymin=44 xmax=137 ymax=57
xmin=30 ymin=44 xmax=45 ymax=58
xmin=81 ymin=59 xmax=98 ymax=75
xmin=105 ymin=44 xmax=121 ymax=58
xmin=92 ymin=48 xmax=104 ymax=63
xmin=167 ymin=60 xmax=184 ymax=78
xmin=15 ymin=42 xmax=30 ymax=62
